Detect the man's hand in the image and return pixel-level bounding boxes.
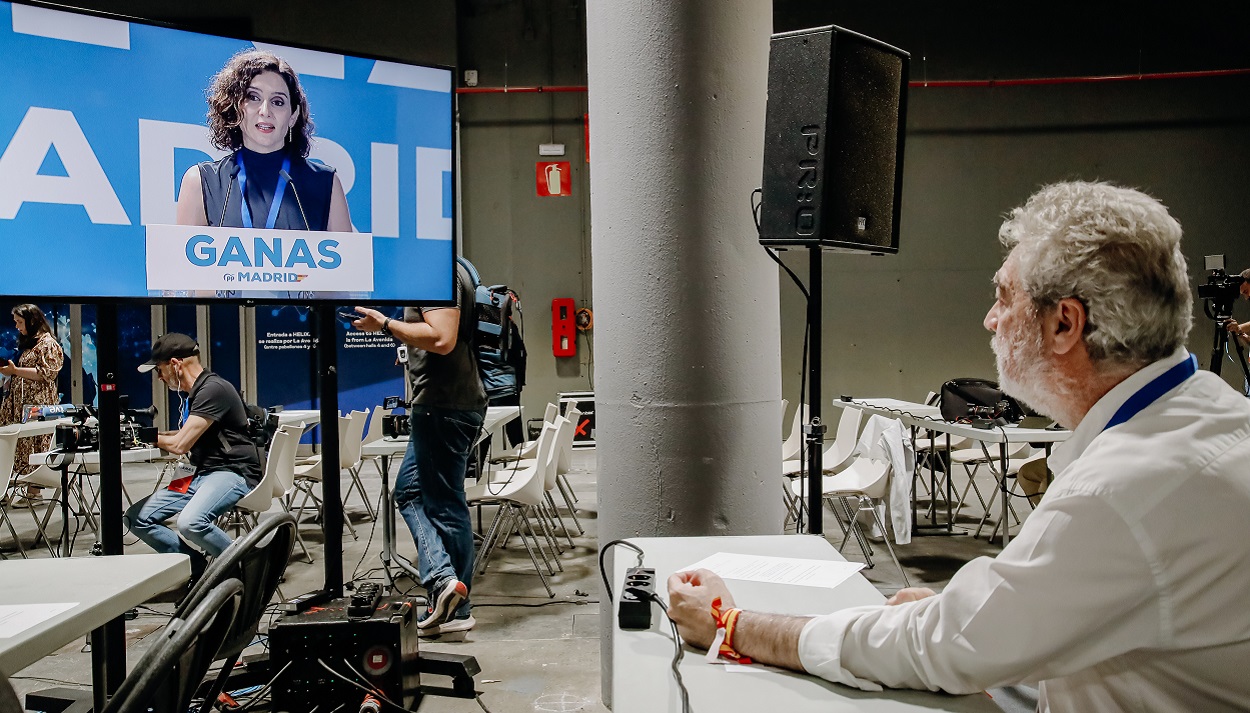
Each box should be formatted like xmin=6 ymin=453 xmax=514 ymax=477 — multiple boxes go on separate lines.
xmin=886 ymin=587 xmax=937 ymax=606
xmin=350 ymin=307 xmax=386 ymax=332
xmin=666 ymin=569 xmax=734 ymax=650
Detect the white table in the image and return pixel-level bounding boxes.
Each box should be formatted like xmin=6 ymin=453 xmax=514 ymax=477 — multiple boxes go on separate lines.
xmin=30 ymin=447 xmax=163 ymax=468
xmin=611 ymin=535 xmax=998 ymax=712
xmin=832 ymin=398 xmax=1070 ymax=544
xmin=0 ymin=553 xmax=189 ymax=710
xmin=2 ymin=417 xmax=71 ymax=438
xmin=276 ymin=409 xmax=321 ymax=427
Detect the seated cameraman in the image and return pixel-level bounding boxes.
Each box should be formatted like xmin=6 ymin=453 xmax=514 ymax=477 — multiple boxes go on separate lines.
xmin=125 ymin=334 xmax=260 ymax=574
xmin=1224 ymin=268 xmax=1250 ymax=343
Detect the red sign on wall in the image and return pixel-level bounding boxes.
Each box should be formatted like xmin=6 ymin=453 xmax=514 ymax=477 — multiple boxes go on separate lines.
xmin=536 ymin=161 xmax=572 ymax=197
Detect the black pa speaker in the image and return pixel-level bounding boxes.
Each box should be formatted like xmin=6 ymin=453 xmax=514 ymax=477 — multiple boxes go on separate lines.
xmin=759 ymin=26 xmax=908 ymax=253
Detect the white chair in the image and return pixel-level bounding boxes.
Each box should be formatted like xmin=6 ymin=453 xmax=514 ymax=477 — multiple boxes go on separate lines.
xmin=494 ymin=402 xmax=558 ymax=463
xmin=231 ymin=427 xmax=300 ymax=528
xmin=291 ymin=410 xmax=368 ymax=538
xmin=552 ymin=405 xmax=584 ymax=531
xmin=951 ymin=440 xmax=1032 ymax=530
xmin=782 ymin=406 xmax=863 ymax=525
xmin=790 ymin=455 xmax=912 ymax=587
xmin=269 ymin=424 xmax=313 ymax=563
xmin=358 ymin=406 xmax=393 ymax=481
xmin=468 ymin=419 xmax=562 ymax=597
xmin=343 ymin=407 xmax=389 ymax=520
xmin=16 ymin=459 xmax=97 ymax=557
xmin=491 ymin=408 xmax=583 ymax=542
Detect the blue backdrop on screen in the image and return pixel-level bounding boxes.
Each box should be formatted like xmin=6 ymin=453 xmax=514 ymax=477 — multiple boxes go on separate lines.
xmin=0 ymin=1 xmax=454 ymax=302
xmin=255 ymin=305 xmax=404 ymax=443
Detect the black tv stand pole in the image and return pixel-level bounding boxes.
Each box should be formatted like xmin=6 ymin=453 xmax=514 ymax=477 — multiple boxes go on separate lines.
xmin=314 ymin=306 xmax=344 ymax=597
xmin=95 ymin=302 xmax=126 ymax=707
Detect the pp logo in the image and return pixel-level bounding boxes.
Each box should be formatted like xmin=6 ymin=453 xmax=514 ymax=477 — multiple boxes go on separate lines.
xmin=223 ymin=273 xmax=235 ymax=282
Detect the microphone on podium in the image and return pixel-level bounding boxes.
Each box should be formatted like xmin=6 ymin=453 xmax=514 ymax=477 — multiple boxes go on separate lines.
xmin=279 ymin=168 xmax=311 ymax=230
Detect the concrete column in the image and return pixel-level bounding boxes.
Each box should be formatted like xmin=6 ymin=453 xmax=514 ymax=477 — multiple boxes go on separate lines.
xmin=586 ymin=1 xmax=783 ymax=704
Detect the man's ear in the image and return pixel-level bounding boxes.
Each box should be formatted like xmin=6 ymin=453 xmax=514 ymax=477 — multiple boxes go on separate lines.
xmin=1048 ymin=297 xmax=1087 ymax=355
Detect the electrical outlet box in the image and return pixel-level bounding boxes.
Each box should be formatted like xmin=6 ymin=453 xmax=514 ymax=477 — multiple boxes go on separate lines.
xmin=618 ymin=567 xmax=656 ymax=630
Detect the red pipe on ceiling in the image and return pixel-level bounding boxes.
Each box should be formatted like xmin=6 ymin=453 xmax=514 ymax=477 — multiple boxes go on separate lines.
xmin=453 ymin=68 xmax=1249 ymax=94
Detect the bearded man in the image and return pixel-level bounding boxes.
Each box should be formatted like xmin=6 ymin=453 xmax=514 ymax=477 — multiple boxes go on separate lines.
xmin=668 ymin=181 xmax=1250 ymax=712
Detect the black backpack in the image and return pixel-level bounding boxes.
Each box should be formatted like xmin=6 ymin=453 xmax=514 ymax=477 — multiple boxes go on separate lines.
xmin=457 ymin=257 xmax=526 ymax=400
xmin=939 ymin=378 xmax=1027 ymax=425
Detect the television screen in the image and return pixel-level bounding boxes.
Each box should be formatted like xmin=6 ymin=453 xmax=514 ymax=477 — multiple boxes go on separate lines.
xmin=0 ymin=1 xmax=454 ymax=303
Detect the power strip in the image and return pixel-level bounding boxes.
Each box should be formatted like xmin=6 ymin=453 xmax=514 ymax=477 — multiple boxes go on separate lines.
xmin=618 ymin=567 xmax=656 ymax=630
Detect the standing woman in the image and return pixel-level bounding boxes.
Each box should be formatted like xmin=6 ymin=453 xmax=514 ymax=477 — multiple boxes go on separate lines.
xmin=0 ymin=305 xmax=65 ymax=505
xmin=176 ymin=49 xmax=352 ymax=232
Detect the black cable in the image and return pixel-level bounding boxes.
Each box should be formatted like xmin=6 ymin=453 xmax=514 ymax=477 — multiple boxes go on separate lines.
xmin=234 ymin=660 xmax=292 ymax=711
xmin=472 ymin=599 xmax=598 ymax=608
xmin=598 ymin=539 xmax=645 ymax=602
xmin=648 ymin=594 xmax=692 ymax=713
xmin=476 ymin=692 xmax=494 ymax=713
xmin=315 ymin=659 xmax=406 ymax=712
xmin=350 ymin=485 xmax=386 ymax=583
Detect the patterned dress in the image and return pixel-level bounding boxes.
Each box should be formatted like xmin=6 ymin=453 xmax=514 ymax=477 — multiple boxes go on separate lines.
xmin=0 ymin=332 xmax=65 ymax=476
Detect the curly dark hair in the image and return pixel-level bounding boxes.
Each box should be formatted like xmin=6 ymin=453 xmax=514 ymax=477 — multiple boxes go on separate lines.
xmin=12 ymin=304 xmax=52 ymax=352
xmin=206 ymin=49 xmax=314 ymax=158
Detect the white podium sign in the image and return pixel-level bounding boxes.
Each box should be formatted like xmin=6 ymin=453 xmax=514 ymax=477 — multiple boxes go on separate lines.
xmin=145 ymin=225 xmax=374 ymax=293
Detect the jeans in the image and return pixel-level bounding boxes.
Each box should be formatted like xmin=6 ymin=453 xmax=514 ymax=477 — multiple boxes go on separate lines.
xmin=394 ymin=404 xmax=485 ymax=618
xmin=125 ymin=469 xmax=250 ymax=558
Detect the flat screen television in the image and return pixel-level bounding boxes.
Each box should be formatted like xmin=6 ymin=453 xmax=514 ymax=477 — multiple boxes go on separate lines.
xmin=0 ymin=0 xmax=455 ymax=304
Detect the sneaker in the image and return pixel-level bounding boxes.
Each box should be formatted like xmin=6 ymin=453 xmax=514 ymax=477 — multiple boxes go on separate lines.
xmin=418 ymin=578 xmax=467 ymax=629
xmin=418 ymin=614 xmax=475 ymax=638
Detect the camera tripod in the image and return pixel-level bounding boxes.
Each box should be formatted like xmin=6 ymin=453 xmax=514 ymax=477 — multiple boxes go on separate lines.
xmin=1208 ymin=318 xmax=1250 ymax=387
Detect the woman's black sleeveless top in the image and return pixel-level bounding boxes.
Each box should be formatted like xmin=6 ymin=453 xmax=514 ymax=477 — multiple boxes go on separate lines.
xmin=198 ymin=147 xmax=336 ymax=231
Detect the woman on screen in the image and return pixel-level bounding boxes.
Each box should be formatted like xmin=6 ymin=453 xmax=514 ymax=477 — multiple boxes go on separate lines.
xmin=176 ymin=49 xmax=351 ymax=232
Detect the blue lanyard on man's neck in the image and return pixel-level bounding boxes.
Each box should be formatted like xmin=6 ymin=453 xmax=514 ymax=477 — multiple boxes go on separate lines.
xmin=236 ymin=152 xmax=291 ymax=230
xmin=1102 ymin=353 xmax=1197 ymax=432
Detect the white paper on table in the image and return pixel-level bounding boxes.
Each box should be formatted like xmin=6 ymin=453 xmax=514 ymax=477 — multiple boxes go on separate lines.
xmin=0 ymin=602 xmax=79 ymax=638
xmin=677 ymin=552 xmax=864 ymax=590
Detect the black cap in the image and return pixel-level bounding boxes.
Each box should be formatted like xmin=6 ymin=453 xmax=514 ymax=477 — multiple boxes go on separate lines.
xmin=138 ymin=333 xmax=200 ymax=373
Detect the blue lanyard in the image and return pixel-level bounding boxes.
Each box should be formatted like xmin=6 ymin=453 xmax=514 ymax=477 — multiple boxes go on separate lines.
xmin=179 ymin=398 xmax=189 ymax=429
xmin=1102 ymin=353 xmax=1197 ymax=432
xmin=236 ymin=153 xmax=291 ymax=230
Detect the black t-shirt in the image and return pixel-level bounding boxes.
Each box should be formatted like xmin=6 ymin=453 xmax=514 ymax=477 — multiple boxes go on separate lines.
xmin=405 ymin=262 xmax=487 ymax=411
xmin=186 ymin=370 xmax=262 ymax=486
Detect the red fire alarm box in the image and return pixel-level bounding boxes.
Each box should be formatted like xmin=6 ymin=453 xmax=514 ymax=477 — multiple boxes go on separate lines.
xmin=552 ymin=298 xmax=576 ymax=357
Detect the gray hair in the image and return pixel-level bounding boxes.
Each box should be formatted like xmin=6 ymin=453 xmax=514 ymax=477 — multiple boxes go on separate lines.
xmin=999 ymin=181 xmax=1192 ymax=369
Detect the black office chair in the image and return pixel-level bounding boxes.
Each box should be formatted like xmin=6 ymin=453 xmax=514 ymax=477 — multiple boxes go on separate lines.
xmin=175 ymin=513 xmax=297 ymax=713
xmin=101 ymin=578 xmax=243 ymax=713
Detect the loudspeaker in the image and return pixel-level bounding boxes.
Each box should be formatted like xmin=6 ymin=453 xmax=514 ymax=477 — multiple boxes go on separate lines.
xmin=759 ymin=26 xmax=908 ymax=253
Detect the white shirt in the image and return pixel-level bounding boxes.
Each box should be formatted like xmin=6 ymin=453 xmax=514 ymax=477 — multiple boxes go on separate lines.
xmin=798 ymin=349 xmax=1250 ymax=712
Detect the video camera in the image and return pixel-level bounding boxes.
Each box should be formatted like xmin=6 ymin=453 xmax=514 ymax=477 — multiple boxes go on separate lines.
xmin=1198 ymin=254 xmax=1245 ymax=322
xmin=54 ymin=405 xmax=98 ymax=453
xmin=382 ymin=396 xmax=410 ymax=438
xmin=51 ymin=396 xmax=160 ymax=453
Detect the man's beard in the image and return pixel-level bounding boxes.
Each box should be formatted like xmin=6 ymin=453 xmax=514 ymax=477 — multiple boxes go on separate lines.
xmin=991 ymin=316 xmax=1068 ymax=423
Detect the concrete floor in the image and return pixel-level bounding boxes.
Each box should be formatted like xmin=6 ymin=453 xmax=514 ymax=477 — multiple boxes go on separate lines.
xmin=2 ymin=449 xmax=1015 ymax=712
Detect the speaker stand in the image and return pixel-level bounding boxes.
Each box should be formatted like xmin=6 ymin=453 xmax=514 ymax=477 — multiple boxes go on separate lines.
xmin=805 ymin=246 xmax=827 ymax=535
